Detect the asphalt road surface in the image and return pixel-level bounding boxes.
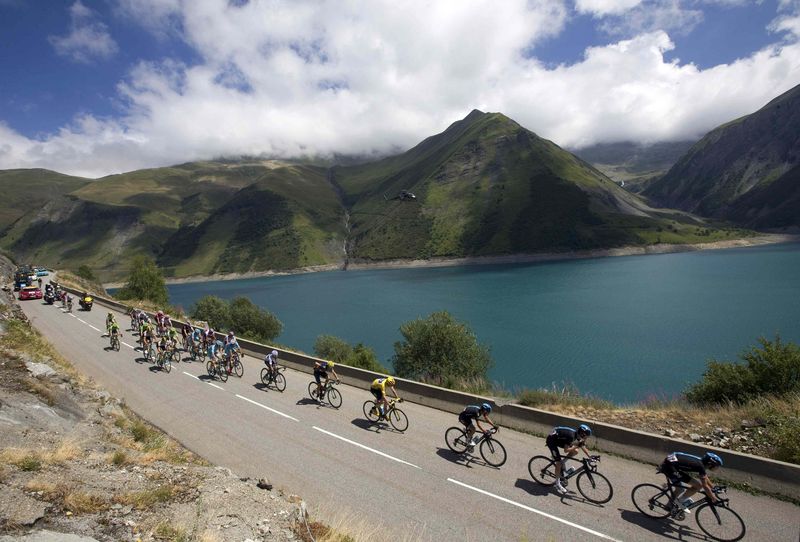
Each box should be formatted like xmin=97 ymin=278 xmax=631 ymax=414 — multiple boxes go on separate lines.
xmin=18 ymin=297 xmax=800 ymax=542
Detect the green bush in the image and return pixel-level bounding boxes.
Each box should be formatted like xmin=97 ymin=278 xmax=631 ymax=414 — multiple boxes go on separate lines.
xmin=768 ymin=414 xmax=800 ymax=464
xmin=392 ymin=311 xmax=492 ymax=389
xmin=115 ymin=256 xmax=169 ymax=305
xmin=190 ymin=295 xmax=282 ymax=344
xmin=75 ymin=265 xmax=96 ymax=281
xmin=686 ymin=335 xmax=800 ymax=405
xmin=314 ymin=335 xmax=388 ymax=372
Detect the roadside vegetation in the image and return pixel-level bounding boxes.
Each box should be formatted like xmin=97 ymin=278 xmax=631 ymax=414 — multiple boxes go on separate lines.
xmin=314 ymin=334 xmax=388 ymax=373
xmin=190 ymin=294 xmax=283 ymax=343
xmin=115 ymin=255 xmax=169 ymax=305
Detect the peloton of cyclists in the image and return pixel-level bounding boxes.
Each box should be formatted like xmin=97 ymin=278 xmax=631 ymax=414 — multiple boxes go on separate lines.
xmin=660 ymin=451 xmax=723 ymax=511
xmin=370 ymin=376 xmax=402 ymax=419
xmin=458 ymin=403 xmax=497 ymax=452
xmin=312 ymin=360 xmax=340 ymax=400
xmin=546 ymin=424 xmax=594 ymax=494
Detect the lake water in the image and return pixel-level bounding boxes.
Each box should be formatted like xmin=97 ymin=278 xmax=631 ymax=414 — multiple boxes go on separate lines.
xmin=164 ymin=243 xmax=800 ymax=403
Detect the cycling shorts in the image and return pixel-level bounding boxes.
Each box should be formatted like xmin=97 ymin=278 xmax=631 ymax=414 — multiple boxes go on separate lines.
xmin=458 ymin=412 xmax=477 ymax=429
xmin=370 ymin=388 xmax=384 ymax=401
xmin=660 ymin=461 xmax=693 ymax=485
xmin=314 ymin=369 xmax=328 ymax=384
xmin=546 ymin=435 xmax=567 ymax=460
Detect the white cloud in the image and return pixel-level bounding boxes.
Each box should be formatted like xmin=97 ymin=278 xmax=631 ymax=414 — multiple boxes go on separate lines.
xmin=575 ymin=0 xmax=643 ymax=17
xmin=48 ymin=1 xmax=118 ymax=63
xmin=2 ymin=0 xmax=800 ymax=177
xmin=597 ymin=0 xmax=704 ymax=37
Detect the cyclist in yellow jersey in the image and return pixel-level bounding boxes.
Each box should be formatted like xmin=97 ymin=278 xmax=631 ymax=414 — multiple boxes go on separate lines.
xmin=370 ymin=376 xmax=401 ymax=418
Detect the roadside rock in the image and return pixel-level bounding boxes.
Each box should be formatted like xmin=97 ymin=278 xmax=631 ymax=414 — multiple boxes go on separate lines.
xmin=689 ymin=433 xmax=703 ymax=442
xmin=24 ymin=362 xmax=56 ymax=380
xmin=0 ymin=531 xmax=100 ymax=542
xmin=0 ymin=487 xmax=48 ymax=527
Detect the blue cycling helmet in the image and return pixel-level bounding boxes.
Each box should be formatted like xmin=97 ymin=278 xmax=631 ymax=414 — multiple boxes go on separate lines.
xmin=481 ymin=403 xmax=492 ymax=413
xmin=703 ymin=452 xmax=723 ymax=468
xmin=578 ymin=424 xmax=592 ymax=437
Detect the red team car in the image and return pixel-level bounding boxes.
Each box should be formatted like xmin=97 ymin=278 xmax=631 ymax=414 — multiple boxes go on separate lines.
xmin=18 ymin=286 xmax=43 ymax=300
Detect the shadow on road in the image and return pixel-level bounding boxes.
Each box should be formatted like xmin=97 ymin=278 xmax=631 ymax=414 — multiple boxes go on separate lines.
xmin=435 ymin=447 xmax=477 ymax=468
xmin=296 ymin=398 xmax=323 ymax=407
xmin=618 ymin=509 xmax=704 ymax=541
xmin=514 ymin=477 xmax=553 ymax=497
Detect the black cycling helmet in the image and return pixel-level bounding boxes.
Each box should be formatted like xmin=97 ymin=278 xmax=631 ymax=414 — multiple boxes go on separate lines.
xmin=577 ymin=423 xmax=592 ymax=437
xmin=703 ymin=452 xmax=723 ymax=468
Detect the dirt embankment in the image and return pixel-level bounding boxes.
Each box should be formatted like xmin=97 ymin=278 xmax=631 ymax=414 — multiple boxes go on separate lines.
xmin=0 ymin=285 xmax=324 ymax=541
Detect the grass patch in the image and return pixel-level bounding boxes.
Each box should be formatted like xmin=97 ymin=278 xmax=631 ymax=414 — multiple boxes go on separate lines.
xmin=64 ymin=491 xmax=108 ymax=514
xmin=0 ymin=319 xmax=83 ymax=384
xmin=516 ymin=384 xmax=614 ymax=410
xmin=153 ymin=522 xmax=189 ymax=542
xmin=0 ymin=450 xmax=42 ymax=472
xmin=24 ymin=478 xmax=71 ymax=504
xmin=110 ymin=450 xmax=128 ymax=466
xmin=113 ymin=484 xmax=176 ymax=510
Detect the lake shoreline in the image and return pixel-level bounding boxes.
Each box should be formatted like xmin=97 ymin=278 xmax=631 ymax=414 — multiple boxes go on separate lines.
xmin=104 ymin=233 xmax=800 ymax=288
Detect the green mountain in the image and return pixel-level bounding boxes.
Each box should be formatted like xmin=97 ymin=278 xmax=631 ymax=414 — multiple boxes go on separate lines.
xmin=644 ymin=84 xmax=800 ymax=228
xmin=0 ymin=111 xmax=745 ymax=280
xmin=0 ymin=169 xmax=89 ymax=231
xmin=572 ymin=140 xmax=695 ymax=193
xmin=333 ymin=110 xmax=719 ymax=261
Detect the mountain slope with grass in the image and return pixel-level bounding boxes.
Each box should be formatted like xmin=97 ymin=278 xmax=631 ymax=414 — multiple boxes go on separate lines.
xmin=0 ymin=169 xmax=89 ymax=231
xmin=644 ymin=84 xmax=800 ymax=228
xmin=333 ymin=110 xmax=728 ymax=261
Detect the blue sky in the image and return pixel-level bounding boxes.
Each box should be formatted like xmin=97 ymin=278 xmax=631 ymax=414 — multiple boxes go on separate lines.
xmin=1 ymin=0 xmax=799 ymax=177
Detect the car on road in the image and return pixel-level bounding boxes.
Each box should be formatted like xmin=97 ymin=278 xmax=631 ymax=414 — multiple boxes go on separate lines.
xmin=34 ymin=267 xmax=49 ymax=277
xmin=18 ymin=286 xmax=43 ymax=300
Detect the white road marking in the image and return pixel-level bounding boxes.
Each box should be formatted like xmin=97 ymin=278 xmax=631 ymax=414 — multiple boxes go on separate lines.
xmin=447 ymin=478 xmax=622 ymax=541
xmin=68 ymin=313 xmax=76 ymax=318
xmin=235 ymin=394 xmax=299 ymax=422
xmin=122 ymin=341 xmax=135 ymax=349
xmin=313 ymin=426 xmax=421 ymax=469
xmin=183 ymin=371 xmax=199 ymax=380
xmin=207 ymin=382 xmax=225 ymax=390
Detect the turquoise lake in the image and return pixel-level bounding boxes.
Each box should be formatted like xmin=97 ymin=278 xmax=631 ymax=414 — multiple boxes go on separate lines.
xmin=164 ymin=242 xmax=800 ymax=403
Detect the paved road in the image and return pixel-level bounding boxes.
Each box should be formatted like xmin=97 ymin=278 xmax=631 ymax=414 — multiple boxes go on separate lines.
xmin=18 ymin=297 xmax=800 ymax=541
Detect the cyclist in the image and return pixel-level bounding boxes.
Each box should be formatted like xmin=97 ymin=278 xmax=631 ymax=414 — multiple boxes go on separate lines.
xmin=190 ymin=326 xmax=204 ymax=355
xmin=155 ymin=333 xmax=170 ymax=363
xmin=166 ymin=325 xmax=180 ymax=351
xmin=139 ymin=319 xmax=155 ymax=352
xmin=264 ymin=349 xmax=279 ymax=380
xmin=181 ymin=321 xmax=193 ymax=349
xmin=313 ymin=360 xmax=339 ymax=400
xmin=370 ymin=376 xmax=402 ymax=418
xmin=207 ymin=338 xmax=224 ymax=372
xmin=660 ymin=451 xmax=722 ymax=511
xmin=108 ymin=320 xmax=122 ymax=348
xmin=458 ymin=403 xmax=497 ymax=452
xmin=155 ymin=310 xmax=165 ymax=333
xmin=223 ymin=333 xmax=241 ymax=373
xmin=546 ymin=424 xmax=594 ymax=494
xmin=105 ymin=312 xmax=116 ymax=336
xmin=202 ymin=326 xmax=215 ymax=350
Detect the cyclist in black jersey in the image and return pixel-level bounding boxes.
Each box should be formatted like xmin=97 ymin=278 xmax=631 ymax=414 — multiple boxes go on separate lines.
xmin=313 ymin=360 xmax=340 ymax=399
xmin=546 ymin=424 xmax=593 ymax=494
xmin=660 ymin=451 xmax=722 ymax=511
xmin=458 ymin=403 xmax=496 ymax=451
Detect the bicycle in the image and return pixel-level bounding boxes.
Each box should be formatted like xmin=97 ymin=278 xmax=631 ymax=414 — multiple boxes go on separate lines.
xmin=363 ymin=398 xmax=409 ymax=431
xmin=225 ymin=351 xmax=244 ymax=377
xmin=206 ymin=358 xmax=228 ymax=382
xmin=527 ymin=454 xmax=613 ymax=504
xmin=631 ymin=480 xmax=745 ymax=541
xmin=109 ymin=334 xmax=121 ymax=352
xmin=307 ymin=379 xmax=342 ymax=408
xmin=444 ymin=426 xmax=507 ymax=467
xmin=155 ymin=348 xmax=172 ymax=373
xmin=260 ymin=365 xmax=286 ymax=392
xmin=143 ymin=341 xmax=156 ymax=363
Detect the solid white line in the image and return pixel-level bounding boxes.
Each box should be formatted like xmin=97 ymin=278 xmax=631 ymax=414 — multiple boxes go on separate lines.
xmin=122 ymin=341 xmax=135 ymax=349
xmin=207 ymin=382 xmax=225 ymax=390
xmin=87 ymin=324 xmax=102 ymax=332
xmin=447 ymin=478 xmax=622 ymax=541
xmin=183 ymin=371 xmax=199 ymax=380
xmin=312 ymin=426 xmax=421 ymax=469
xmin=236 ymin=394 xmax=299 ymax=422
xmin=68 ymin=313 xmax=76 ymax=318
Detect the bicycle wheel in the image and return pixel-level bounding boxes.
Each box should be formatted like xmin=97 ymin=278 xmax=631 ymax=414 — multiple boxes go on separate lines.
xmin=163 ymin=355 xmax=172 ymax=373
xmin=260 ymin=368 xmax=270 ymax=386
xmin=695 ymin=503 xmax=746 ymax=542
xmin=233 ymin=359 xmax=243 ymax=378
xmin=631 ymin=483 xmax=671 ymax=518
xmin=528 ymin=456 xmax=558 ymax=486
xmin=388 ymin=407 xmax=409 ymax=432
xmin=218 ymin=365 xmax=228 ymax=382
xmin=274 ymin=372 xmax=286 ymax=392
xmin=576 ymin=471 xmax=613 ymax=504
xmin=308 ymin=381 xmax=319 ymax=400
xmin=326 ymin=387 xmax=342 ymax=408
xmin=206 ymin=360 xmax=214 ymax=377
xmin=480 ymin=437 xmax=507 ymax=467
xmin=363 ymin=400 xmax=380 ymax=423
xmin=445 ymin=427 xmax=468 ymax=453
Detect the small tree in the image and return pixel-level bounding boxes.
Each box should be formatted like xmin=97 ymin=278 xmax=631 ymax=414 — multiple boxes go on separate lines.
xmin=116 ymin=255 xmax=168 ymax=305
xmin=228 ymin=296 xmax=282 ymax=343
xmin=190 ymin=296 xmax=231 ymax=331
xmin=76 ymin=265 xmax=96 ymax=281
xmin=350 ymin=343 xmax=388 ymax=373
xmin=392 ymin=311 xmax=492 ymax=389
xmin=314 ymin=335 xmax=353 ymax=363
